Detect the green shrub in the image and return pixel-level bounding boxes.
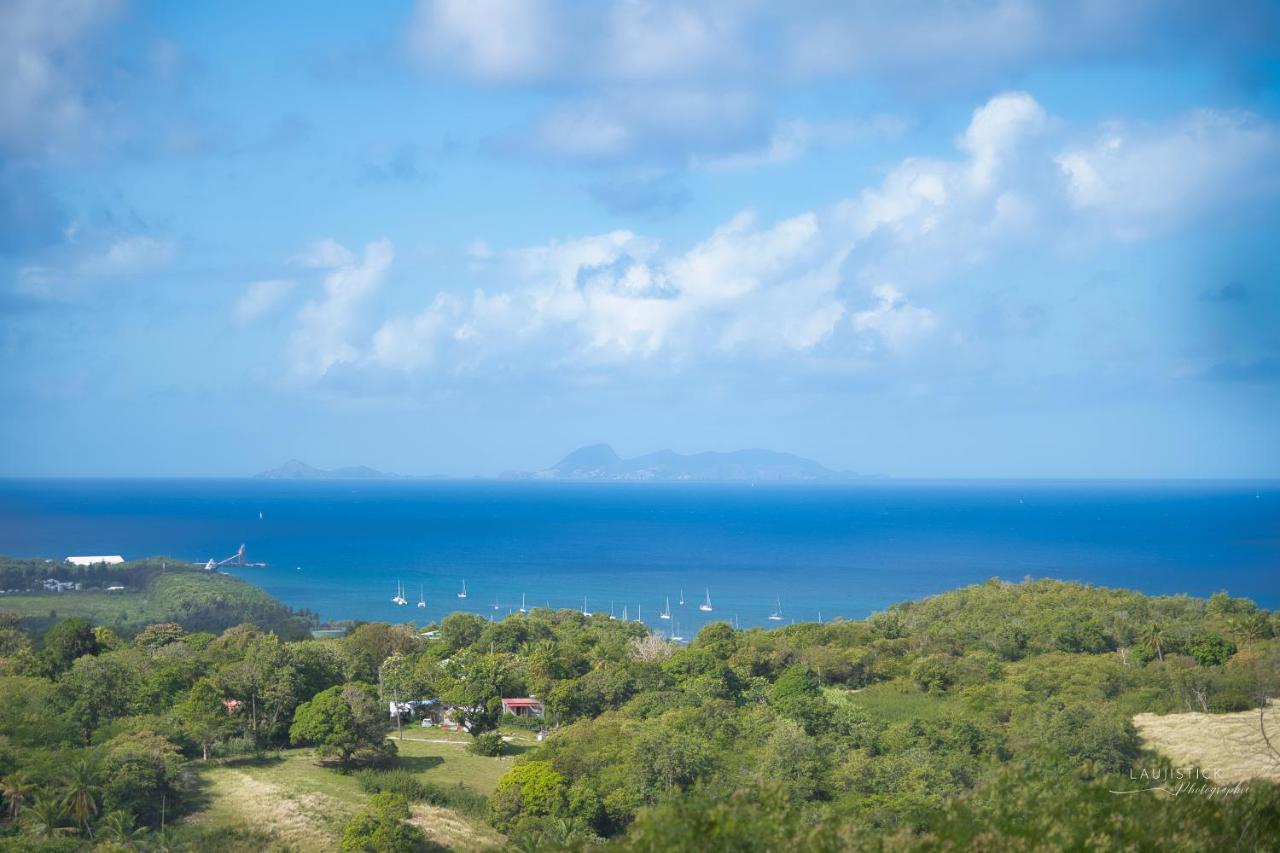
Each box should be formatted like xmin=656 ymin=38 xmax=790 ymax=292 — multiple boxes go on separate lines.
xmin=355 ymin=768 xmax=428 ymax=801
xmin=340 ymin=792 xmax=430 ymax=852
xmin=469 ymin=731 xmax=505 ymax=756
xmin=354 ymin=769 xmax=488 ymax=818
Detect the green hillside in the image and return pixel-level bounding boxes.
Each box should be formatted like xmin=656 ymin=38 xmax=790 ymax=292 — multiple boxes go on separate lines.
xmin=0 ymin=556 xmax=314 ymax=638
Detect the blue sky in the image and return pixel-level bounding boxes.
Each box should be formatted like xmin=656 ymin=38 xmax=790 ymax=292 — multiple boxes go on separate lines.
xmin=1 ymin=0 xmax=1278 ymax=477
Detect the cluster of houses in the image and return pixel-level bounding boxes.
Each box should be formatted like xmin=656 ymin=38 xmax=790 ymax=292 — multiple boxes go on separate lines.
xmin=41 ymin=578 xmax=82 ymax=592
xmin=388 ymin=696 xmax=545 ymax=730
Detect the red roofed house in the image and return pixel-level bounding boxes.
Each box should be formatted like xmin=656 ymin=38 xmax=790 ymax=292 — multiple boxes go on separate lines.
xmin=501 ymin=697 xmax=544 ymax=718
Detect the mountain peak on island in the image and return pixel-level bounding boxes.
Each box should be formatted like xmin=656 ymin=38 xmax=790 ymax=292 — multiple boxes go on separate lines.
xmin=547 ymin=444 xmax=622 ymax=478
xmin=529 ymin=445 xmax=858 ymax=482
xmin=254 ymin=460 xmax=399 ymax=480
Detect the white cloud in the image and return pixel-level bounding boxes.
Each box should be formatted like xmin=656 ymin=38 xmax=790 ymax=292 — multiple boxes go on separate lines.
xmin=78 ymin=235 xmax=175 ymax=276
xmin=12 ymin=233 xmax=175 ymax=301
xmin=234 ymin=279 xmax=295 ymax=325
xmin=276 ymin=91 xmax=1280 ymax=389
xmin=852 ymin=285 xmax=938 ymax=352
xmin=369 ymin=294 xmax=461 ymax=373
xmin=291 ymin=238 xmax=356 ymax=269
xmin=0 ymin=0 xmax=120 ymax=154
xmin=784 ymin=1 xmax=1048 ymax=80
xmin=1055 ymin=109 xmax=1280 ymax=239
xmin=409 ymin=0 xmax=558 ymax=82
xmin=289 ymin=240 xmax=394 ymax=379
xmin=959 ymin=91 xmax=1046 ymax=191
xmin=408 ymin=0 xmax=741 ymax=84
xmin=407 ymin=3 xmax=1274 ymax=91
xmin=604 ymin=0 xmax=741 ymax=81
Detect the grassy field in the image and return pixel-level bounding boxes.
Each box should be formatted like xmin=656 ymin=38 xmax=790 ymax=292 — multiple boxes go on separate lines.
xmin=0 ymin=589 xmax=155 ymax=625
xmin=826 ymin=683 xmax=953 ymax=723
xmin=189 ymin=736 xmax=513 ymax=851
xmin=1134 ymin=701 xmax=1280 ymax=785
xmin=0 ymin=567 xmax=310 ymax=636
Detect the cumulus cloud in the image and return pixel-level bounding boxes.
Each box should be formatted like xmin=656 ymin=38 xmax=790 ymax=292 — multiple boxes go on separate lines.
xmin=406 ymin=1 xmax=1279 ymax=171
xmin=360 ymin=215 xmax=844 ymax=376
xmin=852 ymin=285 xmax=938 ymax=352
xmin=409 ymin=1 xmax=1280 ymax=90
xmin=408 ymin=0 xmax=743 ymax=84
xmin=234 ymin=279 xmax=295 ymax=325
xmin=1055 ymin=109 xmax=1280 ymax=239
xmin=289 ymin=240 xmax=394 ymax=379
xmin=277 ymin=91 xmax=1280 ymax=388
xmin=783 ymin=2 xmax=1280 ymax=87
xmin=13 ymin=233 xmax=175 ymax=301
xmin=291 ymin=238 xmax=356 ymax=269
xmin=959 ymin=92 xmax=1047 ymax=191
xmin=0 ymin=0 xmax=120 ymax=154
xmin=409 ymin=0 xmax=561 ymax=83
xmin=77 ymin=235 xmax=175 ymax=276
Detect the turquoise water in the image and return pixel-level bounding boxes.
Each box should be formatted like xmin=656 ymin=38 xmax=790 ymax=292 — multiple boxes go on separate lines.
xmin=0 ymin=479 xmax=1276 ymax=628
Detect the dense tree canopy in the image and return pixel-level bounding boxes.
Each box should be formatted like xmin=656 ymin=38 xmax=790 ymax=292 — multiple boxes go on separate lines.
xmin=0 ymin=576 xmax=1276 ymax=850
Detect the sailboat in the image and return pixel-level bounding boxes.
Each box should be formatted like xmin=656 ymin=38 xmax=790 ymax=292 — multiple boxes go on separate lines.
xmin=417 ymin=585 xmax=426 ymax=609
xmin=622 ymin=605 xmax=629 ymax=621
xmin=699 ymin=588 xmax=713 ymax=612
xmin=679 ymin=588 xmax=685 ymax=606
xmin=582 ymin=596 xmax=590 ymax=617
xmin=671 ymin=620 xmax=684 ymax=643
xmin=392 ymin=581 xmax=407 ymax=606
xmin=636 ymin=604 xmax=642 ymax=623
xmin=660 ymin=597 xmax=671 ymax=620
xmin=519 ymin=593 xmax=527 ymax=614
xmin=768 ymin=595 xmax=783 ymax=621
xmin=609 ymin=601 xmax=616 ymax=621
xmin=457 ymin=579 xmax=467 ymax=599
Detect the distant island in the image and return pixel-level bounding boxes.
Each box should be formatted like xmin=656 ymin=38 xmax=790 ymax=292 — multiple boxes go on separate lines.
xmin=256 ymin=447 xmax=862 ymax=482
xmin=511 ymin=444 xmax=860 ymax=482
xmin=254 ymin=459 xmax=402 ymax=480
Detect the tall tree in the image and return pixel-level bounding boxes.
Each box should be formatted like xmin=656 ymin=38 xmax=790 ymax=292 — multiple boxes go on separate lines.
xmin=180 ymin=678 xmax=236 ymax=760
xmin=1 ymin=772 xmax=35 ymax=822
xmin=60 ymin=758 xmax=103 ymax=835
xmin=41 ymin=618 xmax=99 ymax=676
xmin=290 ymin=683 xmax=392 ymax=765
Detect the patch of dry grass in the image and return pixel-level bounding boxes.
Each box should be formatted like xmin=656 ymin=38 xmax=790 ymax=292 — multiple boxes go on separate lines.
xmin=410 ymin=802 xmax=505 ymax=851
xmin=199 ymin=767 xmax=353 ymax=851
xmin=1133 ymin=701 xmax=1280 ymax=784
xmin=190 ymin=744 xmax=509 ymax=851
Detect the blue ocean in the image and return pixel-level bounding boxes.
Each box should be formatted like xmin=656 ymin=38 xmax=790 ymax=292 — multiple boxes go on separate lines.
xmin=0 ymin=479 xmax=1276 ymax=629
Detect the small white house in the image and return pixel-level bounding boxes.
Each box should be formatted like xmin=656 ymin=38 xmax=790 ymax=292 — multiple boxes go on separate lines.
xmin=67 ymin=556 xmax=124 ymax=566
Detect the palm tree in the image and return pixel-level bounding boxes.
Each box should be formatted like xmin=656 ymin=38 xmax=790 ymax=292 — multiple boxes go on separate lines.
xmin=98 ymin=810 xmax=146 ymax=847
xmin=21 ymin=795 xmax=74 ymax=841
xmin=1141 ymin=623 xmax=1166 ymax=662
xmin=61 ymin=758 xmax=102 ymax=834
xmin=148 ymin=825 xmax=181 ymax=852
xmin=1 ymin=772 xmax=34 ymax=822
